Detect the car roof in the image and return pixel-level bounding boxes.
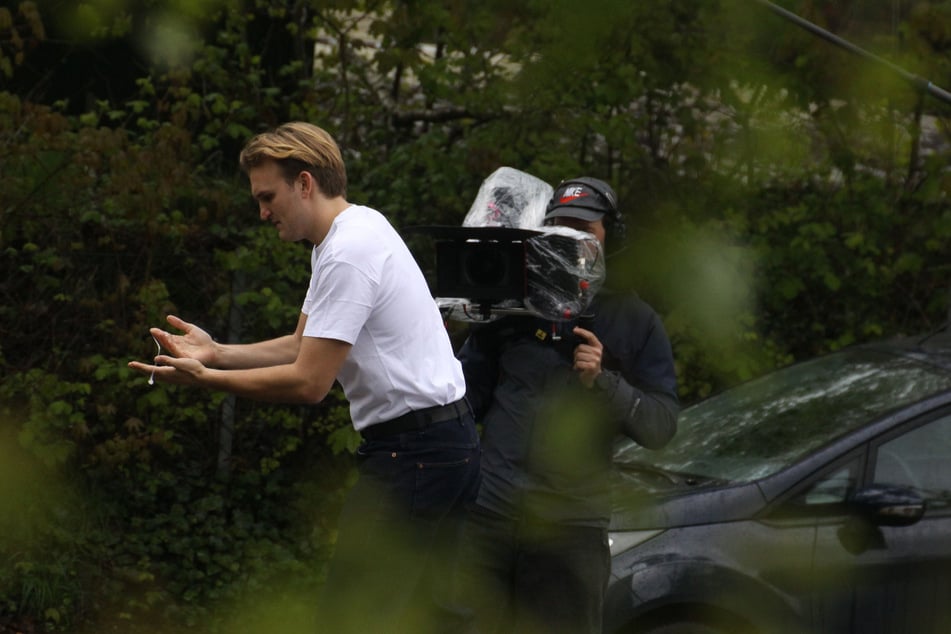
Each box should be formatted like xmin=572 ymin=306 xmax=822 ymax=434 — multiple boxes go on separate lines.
xmin=870 ymin=328 xmax=951 ymax=368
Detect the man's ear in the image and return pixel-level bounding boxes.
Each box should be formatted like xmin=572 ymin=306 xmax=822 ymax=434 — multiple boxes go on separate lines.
xmin=298 ymin=171 xmax=316 ymax=198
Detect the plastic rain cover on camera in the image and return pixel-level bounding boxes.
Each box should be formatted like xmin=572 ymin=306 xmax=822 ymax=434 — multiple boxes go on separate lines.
xmin=439 ymin=166 xmax=605 ymax=322
xmin=462 ymin=166 xmax=552 ymax=229
xmin=523 ymin=225 xmax=605 ymax=321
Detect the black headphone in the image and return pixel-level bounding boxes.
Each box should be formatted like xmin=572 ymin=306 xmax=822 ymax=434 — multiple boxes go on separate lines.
xmin=549 ymin=177 xmax=627 ymax=247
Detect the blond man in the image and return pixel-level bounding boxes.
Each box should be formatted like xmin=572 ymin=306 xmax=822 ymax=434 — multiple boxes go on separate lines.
xmin=130 ymin=122 xmax=480 ymax=632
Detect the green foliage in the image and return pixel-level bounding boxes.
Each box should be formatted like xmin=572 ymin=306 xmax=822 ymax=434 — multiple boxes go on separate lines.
xmin=2 ymin=0 xmax=951 ymax=632
xmin=732 ymin=175 xmax=949 ymax=358
xmin=0 ymin=16 xmax=351 ymax=625
xmin=0 ymin=419 xmax=87 ymax=633
xmin=0 ymin=1 xmax=44 ymax=79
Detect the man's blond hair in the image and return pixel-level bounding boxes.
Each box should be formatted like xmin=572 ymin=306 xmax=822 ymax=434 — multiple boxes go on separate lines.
xmin=239 ymin=122 xmax=347 ymax=198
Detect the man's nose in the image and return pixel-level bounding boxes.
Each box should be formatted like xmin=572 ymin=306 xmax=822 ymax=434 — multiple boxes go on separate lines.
xmin=259 ymin=205 xmax=270 ymax=221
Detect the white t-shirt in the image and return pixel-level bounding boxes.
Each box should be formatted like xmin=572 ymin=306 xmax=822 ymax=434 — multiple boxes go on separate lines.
xmin=301 ymin=205 xmax=465 ymax=430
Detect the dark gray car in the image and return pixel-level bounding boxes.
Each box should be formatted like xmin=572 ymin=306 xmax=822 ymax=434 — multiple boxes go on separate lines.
xmin=606 ymin=331 xmax=951 ymax=634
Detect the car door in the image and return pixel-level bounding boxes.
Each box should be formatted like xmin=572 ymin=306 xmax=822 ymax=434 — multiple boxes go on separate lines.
xmin=811 ymin=411 xmax=951 ymax=634
xmin=769 ymin=454 xmax=863 ymax=633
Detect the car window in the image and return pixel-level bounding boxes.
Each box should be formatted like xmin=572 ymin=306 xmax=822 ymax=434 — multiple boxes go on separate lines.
xmin=873 ymin=415 xmax=951 ymax=512
xmin=771 ymin=457 xmax=863 ymax=518
xmin=803 ymin=463 xmax=860 ymax=505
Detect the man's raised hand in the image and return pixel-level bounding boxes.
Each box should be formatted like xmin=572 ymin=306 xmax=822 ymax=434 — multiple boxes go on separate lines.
xmin=151 ymin=315 xmax=219 ymax=367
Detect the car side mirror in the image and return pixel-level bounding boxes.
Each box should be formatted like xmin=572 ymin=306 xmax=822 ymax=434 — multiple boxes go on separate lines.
xmin=848 ymin=484 xmax=926 ymax=527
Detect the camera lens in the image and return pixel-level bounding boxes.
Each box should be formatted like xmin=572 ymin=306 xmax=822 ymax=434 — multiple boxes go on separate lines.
xmin=462 ymin=244 xmax=509 ymax=287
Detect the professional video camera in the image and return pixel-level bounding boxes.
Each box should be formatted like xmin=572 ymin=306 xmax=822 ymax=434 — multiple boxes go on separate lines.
xmin=415 ymin=167 xmax=606 ymax=323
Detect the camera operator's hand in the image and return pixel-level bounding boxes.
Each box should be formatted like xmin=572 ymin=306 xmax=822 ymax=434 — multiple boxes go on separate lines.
xmin=129 ymin=355 xmax=207 ymax=386
xmin=151 ymin=315 xmax=219 ymax=367
xmin=572 ymin=326 xmax=603 ymax=388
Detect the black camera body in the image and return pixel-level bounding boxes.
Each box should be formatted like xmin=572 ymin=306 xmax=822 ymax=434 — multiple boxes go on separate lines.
xmin=417 ymin=225 xmax=604 ymax=322
xmin=431 ymin=226 xmax=535 ymax=306
xmin=409 ymin=166 xmax=605 ymax=322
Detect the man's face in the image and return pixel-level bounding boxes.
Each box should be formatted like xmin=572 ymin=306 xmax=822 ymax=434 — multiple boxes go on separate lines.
xmin=552 ymin=216 xmax=606 ymax=246
xmin=249 ymin=160 xmax=306 ymax=242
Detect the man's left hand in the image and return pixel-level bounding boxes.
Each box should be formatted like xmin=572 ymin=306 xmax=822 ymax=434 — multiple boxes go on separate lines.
xmin=129 ymin=355 xmax=207 ymax=386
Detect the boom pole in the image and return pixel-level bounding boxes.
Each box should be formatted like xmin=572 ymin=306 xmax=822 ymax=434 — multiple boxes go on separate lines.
xmin=754 ymin=0 xmax=951 ymax=106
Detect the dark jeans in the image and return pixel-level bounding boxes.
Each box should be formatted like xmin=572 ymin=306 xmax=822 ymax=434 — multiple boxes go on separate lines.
xmin=317 ymin=413 xmax=481 ymax=633
xmin=454 ymin=504 xmax=610 ymax=634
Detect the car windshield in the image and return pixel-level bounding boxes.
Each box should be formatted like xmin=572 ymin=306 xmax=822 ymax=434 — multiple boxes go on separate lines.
xmin=615 ymin=346 xmax=951 ymax=484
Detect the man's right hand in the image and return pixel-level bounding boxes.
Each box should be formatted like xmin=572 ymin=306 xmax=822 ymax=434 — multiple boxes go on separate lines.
xmin=150 ymin=314 xmax=219 ymax=367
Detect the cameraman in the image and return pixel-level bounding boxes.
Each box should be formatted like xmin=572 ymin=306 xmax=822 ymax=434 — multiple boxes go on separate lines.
xmin=129 ymin=122 xmax=480 ymax=632
xmin=454 ymin=177 xmax=678 ymax=634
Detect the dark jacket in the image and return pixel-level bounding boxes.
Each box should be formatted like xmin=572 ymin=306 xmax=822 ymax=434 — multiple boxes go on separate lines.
xmin=459 ymin=289 xmax=679 ymax=527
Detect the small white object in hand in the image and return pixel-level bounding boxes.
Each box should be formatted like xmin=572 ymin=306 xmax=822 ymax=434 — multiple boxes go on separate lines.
xmin=148 ymin=335 xmax=161 ymax=385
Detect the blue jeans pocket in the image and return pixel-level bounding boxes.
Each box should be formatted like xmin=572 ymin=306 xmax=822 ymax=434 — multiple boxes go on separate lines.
xmin=411 ymin=452 xmax=480 ymax=519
